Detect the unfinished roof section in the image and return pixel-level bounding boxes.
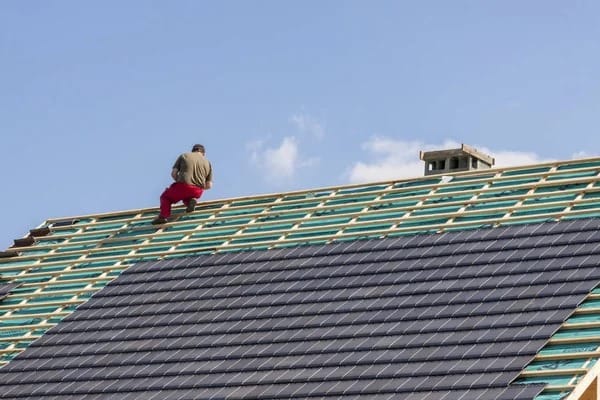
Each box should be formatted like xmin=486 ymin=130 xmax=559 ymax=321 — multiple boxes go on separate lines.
xmin=420 ymin=143 xmax=495 ymax=175
xmin=1 ymin=219 xmax=600 ymax=399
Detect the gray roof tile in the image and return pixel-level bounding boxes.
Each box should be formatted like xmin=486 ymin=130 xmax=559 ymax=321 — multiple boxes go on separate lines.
xmin=0 ymin=282 xmax=20 ymax=300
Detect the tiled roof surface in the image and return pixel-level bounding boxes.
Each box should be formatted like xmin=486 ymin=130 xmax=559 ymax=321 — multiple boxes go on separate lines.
xmin=4 ymin=219 xmax=600 ymax=399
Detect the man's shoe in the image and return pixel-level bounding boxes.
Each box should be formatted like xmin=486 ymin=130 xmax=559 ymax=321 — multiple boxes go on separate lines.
xmin=151 ymin=216 xmax=168 ymax=225
xmin=186 ymin=198 xmax=197 ymax=213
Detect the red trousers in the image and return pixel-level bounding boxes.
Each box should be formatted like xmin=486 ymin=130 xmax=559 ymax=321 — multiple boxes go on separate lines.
xmin=159 ymin=182 xmax=204 ymax=218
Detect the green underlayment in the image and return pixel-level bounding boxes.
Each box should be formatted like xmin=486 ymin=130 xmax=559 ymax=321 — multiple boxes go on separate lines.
xmin=3 ymin=158 xmax=600 ymax=398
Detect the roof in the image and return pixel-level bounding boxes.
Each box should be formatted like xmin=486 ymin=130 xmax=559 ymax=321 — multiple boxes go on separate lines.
xmin=2 ymin=219 xmax=600 ymax=399
xmin=2 ymin=156 xmax=600 ymax=398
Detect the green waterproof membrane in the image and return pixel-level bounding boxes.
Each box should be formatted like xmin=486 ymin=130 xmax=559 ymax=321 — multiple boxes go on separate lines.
xmin=325 ymin=195 xmax=378 ymax=206
xmin=423 ymin=194 xmax=473 ymax=205
xmin=344 ymin=223 xmax=392 ymax=233
xmin=300 ymin=217 xmax=351 ymax=228
xmin=436 ymin=183 xmax=486 ymax=194
xmin=243 ymin=223 xmax=295 ymax=233
xmin=479 ymin=188 xmax=530 ymax=199
xmin=218 ymin=207 xmax=266 ymax=217
xmin=369 ymin=200 xmax=420 ymax=210
xmin=270 ymin=202 xmax=321 ymax=212
xmin=229 ymin=235 xmax=282 ymax=245
xmin=229 ymin=197 xmax=279 ymax=207
xmin=523 ymin=194 xmax=578 ymax=205
xmin=338 ymin=184 xmax=389 ymax=194
xmin=501 ymin=167 xmax=551 ymax=176
xmin=314 ymin=206 xmax=364 ymax=216
xmin=357 ymin=211 xmax=407 ymax=222
xmin=411 ymin=205 xmax=462 ymax=216
xmin=465 ymin=200 xmax=518 ymax=210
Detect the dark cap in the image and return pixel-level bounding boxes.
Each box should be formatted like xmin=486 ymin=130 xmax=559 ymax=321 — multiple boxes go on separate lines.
xmin=192 ymin=144 xmax=205 ymax=152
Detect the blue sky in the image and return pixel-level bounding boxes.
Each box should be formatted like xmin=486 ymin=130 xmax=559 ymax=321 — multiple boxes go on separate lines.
xmin=1 ymin=1 xmax=600 ymax=249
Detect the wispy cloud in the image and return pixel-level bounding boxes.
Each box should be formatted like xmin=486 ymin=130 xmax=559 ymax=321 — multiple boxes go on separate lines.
xmin=572 ymin=150 xmax=598 ymax=159
xmin=248 ymin=113 xmax=323 ymax=184
xmin=347 ymin=137 xmax=553 ymax=183
xmin=480 ymin=147 xmax=550 ymax=168
xmin=249 ymin=136 xmax=318 ymax=182
xmin=290 ymin=113 xmax=325 ymax=140
xmin=347 ymin=138 xmax=437 ymax=183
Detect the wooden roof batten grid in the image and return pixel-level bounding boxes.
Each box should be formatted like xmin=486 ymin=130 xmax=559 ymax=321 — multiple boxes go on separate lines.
xmin=2 ymin=157 xmax=600 ymax=399
xmin=6 ymin=203 xmax=600 ymax=270
xmin=21 ymin=181 xmax=600 ymax=253
xmin=25 ymin=157 xmax=600 ymax=233
xmin=10 ymin=171 xmax=600 ymax=248
xmin=38 ymin=172 xmax=600 ymax=232
xmin=9 ymin=180 xmax=600 ymax=258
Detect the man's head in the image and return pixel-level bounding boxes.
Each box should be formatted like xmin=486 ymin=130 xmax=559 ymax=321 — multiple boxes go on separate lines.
xmin=192 ymin=144 xmax=205 ymax=154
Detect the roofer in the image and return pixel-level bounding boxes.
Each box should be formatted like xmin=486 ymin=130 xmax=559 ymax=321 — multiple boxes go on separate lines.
xmin=152 ymin=144 xmax=213 ymax=225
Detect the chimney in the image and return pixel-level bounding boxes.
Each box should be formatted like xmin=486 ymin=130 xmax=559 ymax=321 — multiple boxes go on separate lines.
xmin=419 ymin=144 xmax=495 ymax=176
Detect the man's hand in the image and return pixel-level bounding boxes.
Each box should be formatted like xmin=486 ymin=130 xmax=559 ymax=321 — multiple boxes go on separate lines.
xmin=205 ymin=181 xmax=213 ymax=189
xmin=171 ymin=168 xmax=179 ymax=181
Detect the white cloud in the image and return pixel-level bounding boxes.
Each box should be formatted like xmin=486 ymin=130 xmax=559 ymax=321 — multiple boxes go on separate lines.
xmin=479 ymin=148 xmax=550 ymax=168
xmin=248 ymin=114 xmax=323 ymax=183
xmin=572 ymin=150 xmax=598 ymax=159
xmin=347 ymin=138 xmax=457 ymax=183
xmin=249 ymin=136 xmax=318 ymax=182
xmin=347 ymin=137 xmax=553 ymax=183
xmin=290 ymin=113 xmax=325 ymax=140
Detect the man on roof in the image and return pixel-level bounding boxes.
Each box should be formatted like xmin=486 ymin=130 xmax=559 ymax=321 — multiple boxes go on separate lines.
xmin=152 ymin=144 xmax=213 ymax=225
